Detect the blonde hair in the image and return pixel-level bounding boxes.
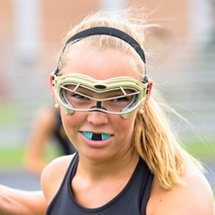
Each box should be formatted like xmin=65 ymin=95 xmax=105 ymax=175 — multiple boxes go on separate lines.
xmin=58 ymin=8 xmax=202 ymax=190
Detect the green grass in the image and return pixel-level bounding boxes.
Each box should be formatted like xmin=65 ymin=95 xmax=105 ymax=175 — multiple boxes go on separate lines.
xmin=183 ymin=138 xmax=215 ymax=160
xmin=0 ymin=142 xmax=61 ymax=170
xmin=0 ymin=147 xmax=25 ymax=169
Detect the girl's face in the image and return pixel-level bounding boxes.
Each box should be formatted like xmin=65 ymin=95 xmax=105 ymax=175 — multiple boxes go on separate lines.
xmin=55 ymin=48 xmax=144 ymax=162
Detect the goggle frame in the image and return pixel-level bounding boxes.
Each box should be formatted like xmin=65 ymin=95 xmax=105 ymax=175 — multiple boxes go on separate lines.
xmin=53 ymin=73 xmax=148 ymax=118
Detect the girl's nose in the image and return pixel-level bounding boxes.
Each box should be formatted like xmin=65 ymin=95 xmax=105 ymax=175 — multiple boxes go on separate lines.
xmin=87 ymin=111 xmax=108 ymax=125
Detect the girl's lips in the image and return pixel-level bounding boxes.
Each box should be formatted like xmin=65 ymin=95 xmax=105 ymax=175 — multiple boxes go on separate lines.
xmin=82 ymin=131 xmax=111 ymax=141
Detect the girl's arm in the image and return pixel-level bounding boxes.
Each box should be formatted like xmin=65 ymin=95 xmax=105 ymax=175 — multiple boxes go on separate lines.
xmin=0 ymin=185 xmax=46 ymax=215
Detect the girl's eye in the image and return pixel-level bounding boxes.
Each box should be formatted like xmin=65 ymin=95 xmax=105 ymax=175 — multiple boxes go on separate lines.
xmin=111 ymin=96 xmax=130 ymax=103
xmin=73 ymin=94 xmax=87 ymax=100
xmin=67 ymin=92 xmax=89 ymax=101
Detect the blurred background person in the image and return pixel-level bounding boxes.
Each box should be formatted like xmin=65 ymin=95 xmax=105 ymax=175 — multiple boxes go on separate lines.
xmin=24 ymin=105 xmax=76 ymax=175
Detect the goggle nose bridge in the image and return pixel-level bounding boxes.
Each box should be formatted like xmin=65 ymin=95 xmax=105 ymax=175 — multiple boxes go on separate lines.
xmin=90 ymin=101 xmax=107 ymax=112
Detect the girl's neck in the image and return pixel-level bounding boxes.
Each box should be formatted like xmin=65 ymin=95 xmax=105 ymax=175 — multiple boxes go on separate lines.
xmin=77 ymin=150 xmax=140 ymax=181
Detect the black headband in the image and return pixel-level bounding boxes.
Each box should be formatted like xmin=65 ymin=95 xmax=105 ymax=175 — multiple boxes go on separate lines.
xmin=55 ymin=26 xmax=146 ymax=75
xmin=65 ymin=27 xmax=145 ymax=63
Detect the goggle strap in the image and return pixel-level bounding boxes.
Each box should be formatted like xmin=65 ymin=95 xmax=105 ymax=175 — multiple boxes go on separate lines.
xmin=142 ymin=76 xmax=149 ymax=94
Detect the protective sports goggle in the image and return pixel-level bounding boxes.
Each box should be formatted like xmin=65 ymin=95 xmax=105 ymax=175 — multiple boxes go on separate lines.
xmin=53 ymin=73 xmax=149 ymax=119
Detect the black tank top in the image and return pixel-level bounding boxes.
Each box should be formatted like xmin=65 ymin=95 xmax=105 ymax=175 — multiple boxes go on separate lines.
xmin=47 ymin=153 xmax=154 ymax=215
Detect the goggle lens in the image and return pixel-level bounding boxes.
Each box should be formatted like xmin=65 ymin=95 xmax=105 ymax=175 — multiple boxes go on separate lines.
xmin=53 ymin=73 xmax=148 ymax=118
xmin=61 ymin=84 xmax=139 ymax=113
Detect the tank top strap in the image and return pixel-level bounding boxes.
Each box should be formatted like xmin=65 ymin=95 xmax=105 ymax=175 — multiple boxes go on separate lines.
xmin=47 ymin=153 xmax=79 ymax=214
xmin=140 ymin=163 xmax=154 ymax=214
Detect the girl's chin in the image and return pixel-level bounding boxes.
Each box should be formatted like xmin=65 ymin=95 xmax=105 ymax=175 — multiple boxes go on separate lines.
xmin=80 ymin=150 xmax=114 ymax=162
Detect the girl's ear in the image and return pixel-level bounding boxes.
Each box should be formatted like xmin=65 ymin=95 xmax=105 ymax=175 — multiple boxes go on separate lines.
xmin=146 ymin=79 xmax=153 ymax=101
xmin=140 ymin=79 xmax=153 ymax=109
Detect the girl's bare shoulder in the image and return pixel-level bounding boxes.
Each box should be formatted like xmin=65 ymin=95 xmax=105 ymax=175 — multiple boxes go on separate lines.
xmin=148 ymin=161 xmax=215 ymax=215
xmin=41 ymin=154 xmax=75 ymax=204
